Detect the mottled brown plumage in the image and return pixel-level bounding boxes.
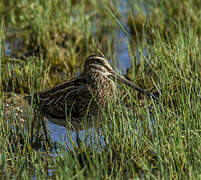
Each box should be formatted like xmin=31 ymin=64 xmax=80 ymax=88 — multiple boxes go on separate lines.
xmin=29 ymin=55 xmax=158 ymax=129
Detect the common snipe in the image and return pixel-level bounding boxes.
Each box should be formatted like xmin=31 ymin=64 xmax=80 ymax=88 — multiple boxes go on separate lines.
xmin=28 ymin=55 xmax=158 ymax=130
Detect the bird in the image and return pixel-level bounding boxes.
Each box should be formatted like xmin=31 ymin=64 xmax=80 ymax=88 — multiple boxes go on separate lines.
xmin=28 ymin=55 xmax=158 ymax=130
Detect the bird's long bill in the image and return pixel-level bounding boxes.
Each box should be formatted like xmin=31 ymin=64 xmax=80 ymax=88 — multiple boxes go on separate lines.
xmin=115 ymin=73 xmax=158 ymax=101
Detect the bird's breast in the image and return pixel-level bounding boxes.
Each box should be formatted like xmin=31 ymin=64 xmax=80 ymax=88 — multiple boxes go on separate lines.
xmin=88 ymin=73 xmax=116 ymax=107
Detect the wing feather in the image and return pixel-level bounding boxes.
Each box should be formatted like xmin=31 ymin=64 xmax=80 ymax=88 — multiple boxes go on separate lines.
xmin=38 ymin=76 xmax=96 ymax=120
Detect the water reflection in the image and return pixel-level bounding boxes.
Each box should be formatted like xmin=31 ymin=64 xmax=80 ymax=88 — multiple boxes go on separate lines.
xmin=47 ymin=110 xmax=155 ymax=152
xmin=47 ymin=121 xmax=105 ymax=151
xmin=6 ymin=42 xmax=11 ymax=56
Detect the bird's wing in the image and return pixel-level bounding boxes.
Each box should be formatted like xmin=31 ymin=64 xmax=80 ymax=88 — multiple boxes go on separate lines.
xmin=38 ymin=76 xmax=95 ymax=120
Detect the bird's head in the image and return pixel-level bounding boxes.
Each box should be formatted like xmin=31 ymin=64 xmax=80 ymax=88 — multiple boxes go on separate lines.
xmin=83 ymin=55 xmax=158 ymax=101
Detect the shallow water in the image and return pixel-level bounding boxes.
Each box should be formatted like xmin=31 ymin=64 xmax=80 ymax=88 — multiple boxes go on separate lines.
xmin=47 ymin=121 xmax=105 ymax=151
xmin=47 ymin=111 xmax=155 ymax=152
